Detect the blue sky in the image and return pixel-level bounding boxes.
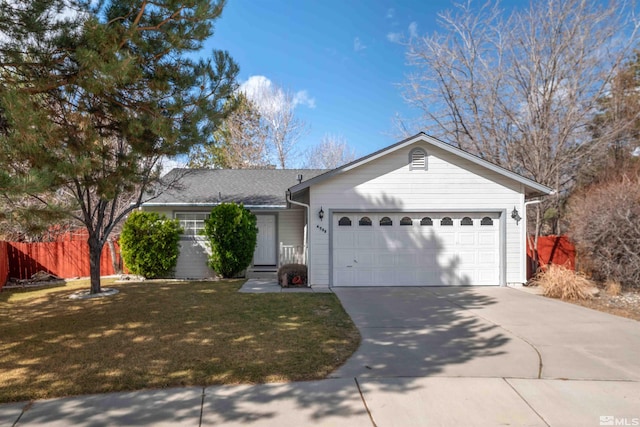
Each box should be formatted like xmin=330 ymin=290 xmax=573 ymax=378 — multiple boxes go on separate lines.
xmin=204 ymin=0 xmax=482 ymax=160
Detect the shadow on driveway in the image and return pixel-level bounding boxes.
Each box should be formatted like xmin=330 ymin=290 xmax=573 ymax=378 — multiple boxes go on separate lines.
xmin=331 ymin=287 xmax=541 ymax=380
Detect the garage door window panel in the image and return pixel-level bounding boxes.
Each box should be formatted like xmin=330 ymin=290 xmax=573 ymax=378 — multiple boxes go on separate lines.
xmin=359 ymin=216 xmax=372 ymax=226
xmin=338 ymin=216 xmax=352 ymax=226
xmin=379 ymin=216 xmax=393 ymax=226
xmin=481 ymin=216 xmax=494 ymax=226
xmin=440 ymin=217 xmax=453 ymax=226
xmin=420 ymin=217 xmax=433 ymax=226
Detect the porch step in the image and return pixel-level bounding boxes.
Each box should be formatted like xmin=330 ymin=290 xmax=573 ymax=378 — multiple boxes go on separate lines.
xmin=246 ymin=269 xmax=278 ymax=280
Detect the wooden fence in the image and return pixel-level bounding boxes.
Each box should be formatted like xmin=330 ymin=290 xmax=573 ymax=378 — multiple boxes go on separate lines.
xmin=527 ymin=235 xmax=576 ymax=279
xmin=0 ymin=241 xmax=9 ymax=289
xmin=0 ymin=238 xmax=121 ymax=289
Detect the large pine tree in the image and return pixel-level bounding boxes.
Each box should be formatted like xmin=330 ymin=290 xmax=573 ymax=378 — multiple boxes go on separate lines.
xmin=0 ymin=0 xmax=238 ymax=293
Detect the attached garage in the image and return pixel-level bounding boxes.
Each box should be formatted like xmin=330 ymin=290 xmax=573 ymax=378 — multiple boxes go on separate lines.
xmin=332 ymin=212 xmax=501 ymax=286
xmin=288 ymin=133 xmax=554 ymax=289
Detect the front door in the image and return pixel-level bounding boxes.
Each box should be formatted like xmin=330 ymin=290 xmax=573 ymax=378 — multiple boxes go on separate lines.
xmin=253 ymin=215 xmax=277 ymax=265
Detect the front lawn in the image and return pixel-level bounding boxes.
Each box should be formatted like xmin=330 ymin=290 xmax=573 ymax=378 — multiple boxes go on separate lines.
xmin=0 ymin=279 xmax=360 ymax=403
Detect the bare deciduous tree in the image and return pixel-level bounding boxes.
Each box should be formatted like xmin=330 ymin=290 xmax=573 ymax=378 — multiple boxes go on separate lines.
xmin=400 ymin=0 xmax=639 ymax=239
xmin=189 ymin=93 xmax=270 ymax=169
xmin=242 ymin=79 xmax=309 ymax=168
xmin=303 ymin=134 xmax=357 ymax=169
xmin=221 ymin=98 xmax=270 ymax=169
xmin=583 ymin=52 xmax=640 ymax=185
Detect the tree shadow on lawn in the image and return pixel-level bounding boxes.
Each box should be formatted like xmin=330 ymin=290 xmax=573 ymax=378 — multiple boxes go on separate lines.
xmin=0 ymin=280 xmax=360 ymax=420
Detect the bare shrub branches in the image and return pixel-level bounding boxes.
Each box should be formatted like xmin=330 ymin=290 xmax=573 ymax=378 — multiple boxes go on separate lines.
xmin=568 ymin=172 xmax=640 ymax=288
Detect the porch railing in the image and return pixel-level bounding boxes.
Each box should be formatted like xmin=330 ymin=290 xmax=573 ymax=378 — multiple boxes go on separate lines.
xmin=279 ymin=243 xmax=307 ymax=266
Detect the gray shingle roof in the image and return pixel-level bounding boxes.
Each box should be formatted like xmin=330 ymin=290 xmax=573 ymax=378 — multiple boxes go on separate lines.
xmin=145 ymin=169 xmax=328 ymax=206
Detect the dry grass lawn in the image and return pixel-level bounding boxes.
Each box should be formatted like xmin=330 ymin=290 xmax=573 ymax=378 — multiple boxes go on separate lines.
xmin=0 ymin=279 xmax=360 ymax=403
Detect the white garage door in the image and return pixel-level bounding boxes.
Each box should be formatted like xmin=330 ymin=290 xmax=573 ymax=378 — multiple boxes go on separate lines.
xmin=332 ymin=213 xmax=500 ymax=286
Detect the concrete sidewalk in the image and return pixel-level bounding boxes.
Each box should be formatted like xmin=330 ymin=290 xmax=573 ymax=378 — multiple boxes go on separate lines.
xmin=2 ymin=377 xmax=639 ymax=426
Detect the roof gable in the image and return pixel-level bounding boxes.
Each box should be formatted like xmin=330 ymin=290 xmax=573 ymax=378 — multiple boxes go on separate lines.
xmin=288 ymin=133 xmax=554 ymax=198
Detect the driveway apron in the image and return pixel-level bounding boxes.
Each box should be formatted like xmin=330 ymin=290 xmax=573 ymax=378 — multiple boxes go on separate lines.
xmin=331 ymin=286 xmax=640 ymax=381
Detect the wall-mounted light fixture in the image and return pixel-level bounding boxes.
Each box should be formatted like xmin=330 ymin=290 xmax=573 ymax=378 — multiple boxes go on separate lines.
xmin=318 ymin=207 xmax=324 ymax=221
xmin=511 ymin=206 xmax=522 ymax=225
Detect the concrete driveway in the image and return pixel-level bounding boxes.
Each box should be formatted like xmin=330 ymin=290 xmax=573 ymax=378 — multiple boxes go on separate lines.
xmin=331 ymin=286 xmax=640 ymax=381
xmin=326 ymin=286 xmax=640 ymax=425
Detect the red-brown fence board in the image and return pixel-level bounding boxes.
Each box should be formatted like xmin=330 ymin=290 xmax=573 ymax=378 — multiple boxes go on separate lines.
xmin=0 ymin=241 xmax=9 ymax=289
xmin=527 ymin=235 xmax=576 ymax=279
xmin=6 ymin=239 xmax=120 ymax=280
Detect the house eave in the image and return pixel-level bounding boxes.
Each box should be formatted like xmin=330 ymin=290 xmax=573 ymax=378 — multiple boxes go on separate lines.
xmin=141 ymin=202 xmax=288 ymax=209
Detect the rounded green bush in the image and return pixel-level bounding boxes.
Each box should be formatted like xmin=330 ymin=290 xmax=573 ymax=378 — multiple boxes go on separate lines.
xmin=203 ymin=203 xmax=257 ymax=278
xmin=120 ymin=211 xmax=182 ymax=279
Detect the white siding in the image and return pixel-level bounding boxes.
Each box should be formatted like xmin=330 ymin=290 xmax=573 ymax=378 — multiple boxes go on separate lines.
xmin=308 ymin=143 xmax=526 ymax=286
xmin=175 ymin=236 xmax=215 ymax=279
xmin=278 ymin=208 xmax=305 ymax=248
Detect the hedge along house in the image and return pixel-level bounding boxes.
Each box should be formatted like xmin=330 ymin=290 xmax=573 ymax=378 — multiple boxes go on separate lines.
xmin=142 ymin=133 xmax=553 ymax=286
xmin=141 ymin=169 xmax=327 ymax=279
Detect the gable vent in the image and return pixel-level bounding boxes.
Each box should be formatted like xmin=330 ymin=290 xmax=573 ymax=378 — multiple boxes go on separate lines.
xmin=409 ymin=148 xmax=427 ymax=170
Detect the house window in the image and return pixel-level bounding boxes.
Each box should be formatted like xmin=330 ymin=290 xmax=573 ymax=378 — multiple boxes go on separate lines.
xmin=440 ymin=217 xmax=453 ymax=226
xmin=359 ymin=216 xmax=372 ymax=226
xmin=409 ymin=148 xmax=427 ymax=171
xmin=481 ymin=216 xmax=494 ymax=226
xmin=338 ymin=216 xmax=352 ymax=226
xmin=400 ymin=216 xmax=413 ymax=226
xmin=379 ymin=216 xmax=393 ymax=226
xmin=420 ymin=217 xmax=433 ymax=226
xmin=175 ymin=212 xmax=209 ymax=235
xmin=461 ymin=217 xmax=473 ymax=226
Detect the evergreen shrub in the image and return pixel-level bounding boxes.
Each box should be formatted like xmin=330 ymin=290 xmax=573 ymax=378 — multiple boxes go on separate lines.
xmin=120 ymin=211 xmax=182 ymax=278
xmin=203 ymin=203 xmax=257 ymax=278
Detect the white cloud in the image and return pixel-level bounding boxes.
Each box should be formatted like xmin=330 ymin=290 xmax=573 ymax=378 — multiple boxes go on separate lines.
xmin=239 ymin=75 xmax=274 ymax=103
xmin=353 ymin=37 xmax=366 ymax=52
xmin=408 ymin=21 xmax=418 ymax=38
xmin=293 ymin=90 xmax=316 ymax=109
xmin=387 ymin=32 xmax=402 ymax=43
xmin=386 ymin=8 xmax=395 ymax=19
xmin=239 ymin=75 xmax=315 ymax=117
